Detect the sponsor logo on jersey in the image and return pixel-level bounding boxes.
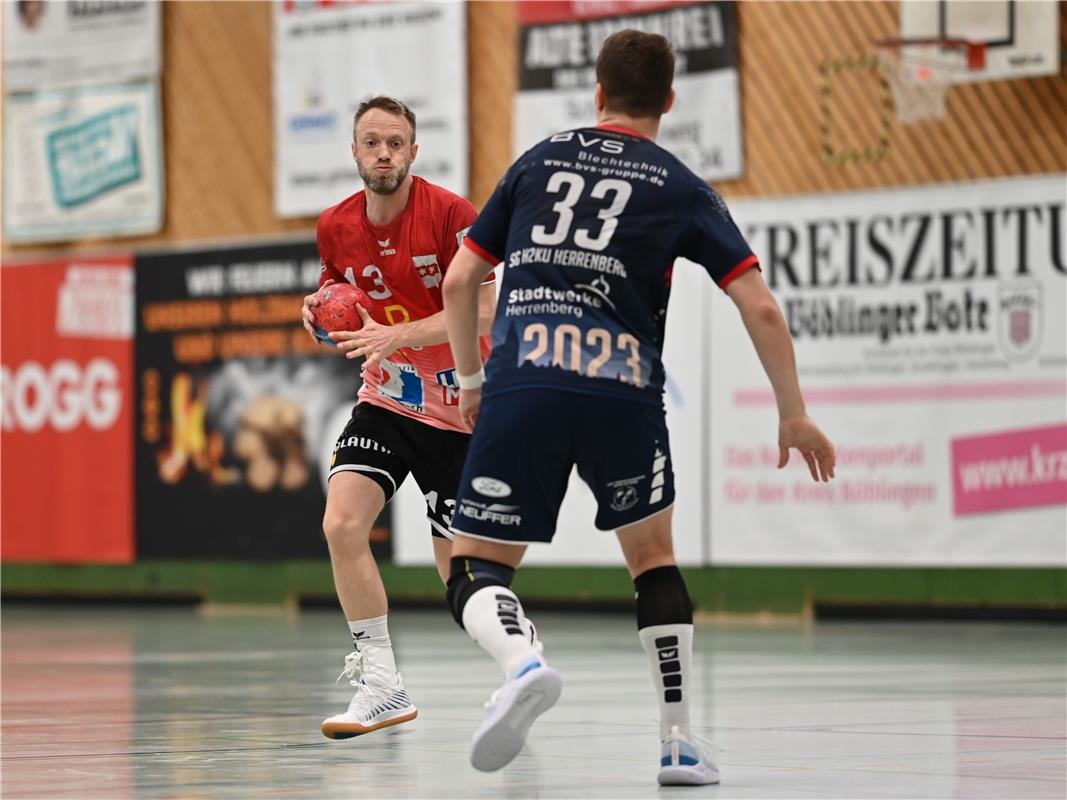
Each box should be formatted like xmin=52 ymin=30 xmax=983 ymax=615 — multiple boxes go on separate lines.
xmin=435 ymin=368 xmax=461 ymax=406
xmin=457 ymin=498 xmax=522 ymax=526
xmin=472 ymin=476 xmax=512 ymax=498
xmin=333 ymin=435 xmax=393 ymax=455
xmin=610 ymin=485 xmax=638 ymax=512
xmin=606 ymin=474 xmax=644 ymax=512
xmin=455 ymin=226 xmax=471 ymax=248
xmin=378 ymin=238 xmax=396 ymax=256
xmin=377 ymin=358 xmax=424 ymax=413
xmin=549 ymin=130 xmax=626 ymax=154
xmin=413 ymin=255 xmax=442 ymax=289
xmin=574 ymin=276 xmax=616 ymax=310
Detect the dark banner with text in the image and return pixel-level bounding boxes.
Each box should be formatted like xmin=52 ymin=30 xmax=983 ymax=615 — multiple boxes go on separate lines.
xmin=514 ymin=0 xmax=743 ymax=180
xmin=134 ymin=242 xmax=391 ymax=559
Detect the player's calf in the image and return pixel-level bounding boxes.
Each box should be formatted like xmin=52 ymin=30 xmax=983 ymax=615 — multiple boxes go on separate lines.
xmin=447 ymin=556 xmax=560 ymax=771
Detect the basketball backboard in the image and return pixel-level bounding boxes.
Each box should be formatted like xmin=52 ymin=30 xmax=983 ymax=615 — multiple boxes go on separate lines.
xmin=899 ymin=0 xmax=1060 ymax=82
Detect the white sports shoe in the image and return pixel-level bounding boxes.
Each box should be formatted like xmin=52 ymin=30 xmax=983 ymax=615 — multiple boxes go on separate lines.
xmin=470 ymin=656 xmax=562 ymax=772
xmin=657 ymin=725 xmax=721 ymax=786
xmin=321 ymin=648 xmax=417 ymax=739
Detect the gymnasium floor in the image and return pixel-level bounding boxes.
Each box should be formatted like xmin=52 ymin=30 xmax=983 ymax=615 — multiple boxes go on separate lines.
xmin=2 ymin=605 xmax=1064 ymax=799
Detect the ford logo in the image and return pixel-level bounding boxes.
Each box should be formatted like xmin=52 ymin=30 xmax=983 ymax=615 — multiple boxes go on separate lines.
xmin=472 ymin=476 xmax=511 ymax=498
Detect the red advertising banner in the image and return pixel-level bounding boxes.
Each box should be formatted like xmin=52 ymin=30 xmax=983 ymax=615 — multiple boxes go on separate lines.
xmin=1 ymin=257 xmax=135 ymax=562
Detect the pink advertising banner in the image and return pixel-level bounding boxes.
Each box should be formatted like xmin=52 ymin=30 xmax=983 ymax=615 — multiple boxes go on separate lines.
xmin=951 ymin=425 xmax=1067 ymax=517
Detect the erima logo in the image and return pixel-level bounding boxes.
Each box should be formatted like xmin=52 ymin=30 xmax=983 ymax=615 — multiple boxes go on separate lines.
xmin=496 ymin=594 xmax=523 ymax=636
xmin=378 ymin=238 xmax=396 ymax=256
xmin=655 ymin=635 xmax=682 ymax=703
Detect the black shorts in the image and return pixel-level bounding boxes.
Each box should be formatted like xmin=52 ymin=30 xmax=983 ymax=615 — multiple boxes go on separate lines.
xmin=451 ymin=389 xmax=675 ymax=544
xmin=329 ymin=403 xmax=470 ymax=539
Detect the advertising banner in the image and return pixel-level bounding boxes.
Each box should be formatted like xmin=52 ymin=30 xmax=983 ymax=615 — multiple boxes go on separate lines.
xmin=1 ymin=257 xmax=135 ymax=563
xmin=2 ymin=0 xmax=161 ymax=91
xmin=273 ymin=0 xmax=468 ymax=217
xmin=711 ymin=175 xmax=1067 ymax=565
xmin=3 ymin=82 xmax=165 ymax=243
xmin=514 ymin=0 xmax=743 ymax=181
xmin=134 ymin=242 xmax=390 ymax=559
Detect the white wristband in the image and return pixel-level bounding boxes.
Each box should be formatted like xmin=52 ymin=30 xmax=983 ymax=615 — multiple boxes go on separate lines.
xmin=456 ymin=366 xmax=485 ymax=390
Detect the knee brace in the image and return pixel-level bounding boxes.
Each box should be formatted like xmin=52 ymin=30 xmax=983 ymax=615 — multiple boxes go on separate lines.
xmin=634 ymin=565 xmax=693 ymax=629
xmin=445 ymin=556 xmax=516 ymax=628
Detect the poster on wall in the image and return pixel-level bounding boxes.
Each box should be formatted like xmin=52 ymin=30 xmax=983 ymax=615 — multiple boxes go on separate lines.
xmin=2 ymin=0 xmax=161 ymax=91
xmin=1 ymin=257 xmax=135 ymax=563
xmin=711 ymin=175 xmax=1067 ymax=566
xmin=273 ymin=1 xmax=468 ymax=218
xmin=3 ymin=82 xmax=165 ymax=243
xmin=134 ymin=242 xmax=391 ymax=559
xmin=514 ymin=0 xmax=743 ymax=181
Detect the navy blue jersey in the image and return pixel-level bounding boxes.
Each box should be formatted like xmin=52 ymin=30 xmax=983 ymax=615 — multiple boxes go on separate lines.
xmin=465 ymin=125 xmax=758 ymax=404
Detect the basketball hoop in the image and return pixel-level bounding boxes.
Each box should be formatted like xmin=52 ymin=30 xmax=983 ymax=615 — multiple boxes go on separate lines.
xmin=874 ymin=38 xmax=986 ymax=123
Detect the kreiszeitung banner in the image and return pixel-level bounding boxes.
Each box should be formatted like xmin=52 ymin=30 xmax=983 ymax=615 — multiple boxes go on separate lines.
xmin=514 ymin=0 xmax=743 ymax=181
xmin=710 ymin=174 xmax=1067 ymax=566
xmin=273 ymin=0 xmax=468 ymax=218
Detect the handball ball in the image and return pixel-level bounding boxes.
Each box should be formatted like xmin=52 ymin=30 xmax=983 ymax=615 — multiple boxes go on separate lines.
xmin=312 ymin=283 xmax=369 ymax=346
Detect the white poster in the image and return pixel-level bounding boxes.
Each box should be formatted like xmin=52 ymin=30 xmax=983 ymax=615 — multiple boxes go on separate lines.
xmin=3 ymin=82 xmax=165 ymax=242
xmin=2 ymin=0 xmax=161 ymax=91
xmin=273 ymin=1 xmax=468 ymax=218
xmin=712 ymin=175 xmax=1067 ymax=566
xmin=514 ymin=1 xmax=743 ymax=182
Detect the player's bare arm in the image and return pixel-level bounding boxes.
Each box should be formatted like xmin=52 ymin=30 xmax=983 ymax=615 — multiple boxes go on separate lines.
xmin=331 ymin=282 xmax=494 ymax=366
xmin=725 ymin=268 xmax=836 ymax=483
xmin=442 ymin=246 xmax=497 ymax=430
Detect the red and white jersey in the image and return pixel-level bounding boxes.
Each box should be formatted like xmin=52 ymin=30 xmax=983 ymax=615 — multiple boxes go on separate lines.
xmin=317 ymin=176 xmax=493 ymax=433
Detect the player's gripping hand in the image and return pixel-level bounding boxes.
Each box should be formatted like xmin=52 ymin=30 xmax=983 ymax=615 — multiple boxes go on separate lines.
xmin=777 ymin=415 xmax=836 ymax=482
xmin=330 ymin=305 xmax=402 ymax=367
xmin=301 ymin=278 xmax=335 ymax=343
xmin=458 ymin=387 xmax=482 ymax=432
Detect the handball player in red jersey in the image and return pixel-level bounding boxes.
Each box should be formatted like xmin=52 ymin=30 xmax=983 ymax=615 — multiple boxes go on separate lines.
xmin=301 ymin=96 xmax=532 ymax=739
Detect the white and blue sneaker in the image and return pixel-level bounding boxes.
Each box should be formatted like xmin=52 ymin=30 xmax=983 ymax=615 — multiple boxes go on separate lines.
xmin=657 ymin=725 xmax=721 ymax=785
xmin=321 ymin=649 xmax=417 ymax=739
xmin=470 ymin=656 xmax=562 ymax=772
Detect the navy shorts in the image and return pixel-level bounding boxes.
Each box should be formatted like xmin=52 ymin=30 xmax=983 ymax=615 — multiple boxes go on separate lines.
xmin=451 ymin=389 xmax=675 ymax=544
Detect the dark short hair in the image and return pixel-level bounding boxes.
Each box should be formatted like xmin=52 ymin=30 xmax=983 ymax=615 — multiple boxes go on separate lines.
xmin=353 ymin=96 xmax=417 ymax=143
xmin=595 ymin=30 xmax=675 ymax=118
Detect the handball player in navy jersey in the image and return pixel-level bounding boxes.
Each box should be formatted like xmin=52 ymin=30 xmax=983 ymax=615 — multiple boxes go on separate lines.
xmin=441 ymin=30 xmax=835 ymax=784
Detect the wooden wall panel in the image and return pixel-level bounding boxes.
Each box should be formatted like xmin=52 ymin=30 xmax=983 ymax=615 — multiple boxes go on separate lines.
xmin=3 ymin=0 xmax=1064 ymax=258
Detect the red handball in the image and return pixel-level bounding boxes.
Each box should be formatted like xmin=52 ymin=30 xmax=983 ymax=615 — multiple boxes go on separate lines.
xmin=312 ymin=283 xmax=369 ymax=345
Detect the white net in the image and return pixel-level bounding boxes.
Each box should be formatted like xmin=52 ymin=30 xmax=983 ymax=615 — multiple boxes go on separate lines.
xmin=875 ymin=41 xmax=973 ymax=124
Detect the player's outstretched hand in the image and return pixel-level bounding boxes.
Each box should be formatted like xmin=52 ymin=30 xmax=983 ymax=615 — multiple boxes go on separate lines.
xmin=302 ymin=278 xmax=335 ymax=343
xmin=778 ymin=416 xmax=836 ymax=482
xmin=459 ymin=387 xmax=481 ymax=432
xmin=330 ymin=304 xmax=401 ymax=367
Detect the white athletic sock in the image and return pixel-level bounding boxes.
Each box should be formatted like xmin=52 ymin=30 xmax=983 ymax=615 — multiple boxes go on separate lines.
xmin=461 ymin=585 xmax=541 ymax=679
xmin=638 ymin=623 xmax=693 ymax=740
xmin=347 ymin=614 xmax=397 ymax=676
